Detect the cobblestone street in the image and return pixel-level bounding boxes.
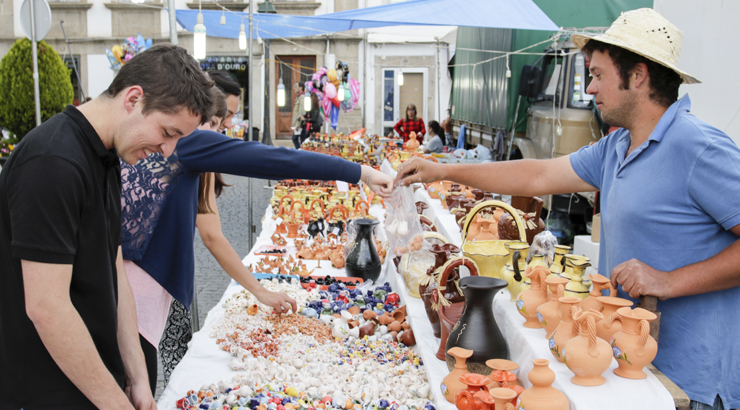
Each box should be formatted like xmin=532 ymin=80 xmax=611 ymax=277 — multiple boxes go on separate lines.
xmin=155 ymin=174 xmax=274 ymax=398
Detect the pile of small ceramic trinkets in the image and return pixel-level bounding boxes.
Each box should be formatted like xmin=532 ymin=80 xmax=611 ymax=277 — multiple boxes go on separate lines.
xmin=193 ymin=277 xmax=431 ymax=410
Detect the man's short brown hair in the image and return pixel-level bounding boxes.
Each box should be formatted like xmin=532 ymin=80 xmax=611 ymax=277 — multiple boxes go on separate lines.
xmin=103 ymin=44 xmax=215 ymax=124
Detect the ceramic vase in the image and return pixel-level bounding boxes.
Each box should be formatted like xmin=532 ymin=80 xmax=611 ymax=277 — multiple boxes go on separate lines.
xmin=563 ymin=310 xmax=612 ymax=386
xmin=487 ymin=388 xmax=518 ymax=410
xmin=609 ymin=307 xmax=659 ymax=379
xmin=548 ymin=296 xmax=581 ymax=363
xmin=562 ymin=259 xmax=591 ymax=300
xmin=594 ymin=296 xmax=634 ymax=342
xmin=515 ymin=266 xmax=549 ymax=329
xmin=500 ymin=243 xmax=529 ymax=301
xmin=536 ymin=277 xmax=569 ymax=338
xmin=445 ymin=276 xmax=509 ymax=374
xmin=345 ymin=218 xmax=382 ymax=282
xmin=580 ymin=273 xmax=616 ymax=312
xmin=286 ymin=222 xmax=301 ymax=239
xmin=442 ymin=347 xmax=474 ymax=403
xmin=517 ymin=359 xmax=568 ymax=410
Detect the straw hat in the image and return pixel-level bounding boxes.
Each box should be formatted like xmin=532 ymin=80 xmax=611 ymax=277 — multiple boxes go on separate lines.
xmin=571 ymin=8 xmax=700 ymax=84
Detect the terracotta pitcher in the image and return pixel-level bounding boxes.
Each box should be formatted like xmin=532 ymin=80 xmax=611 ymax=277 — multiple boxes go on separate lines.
xmin=608 ymin=307 xmax=659 ymax=379
xmin=548 ymin=296 xmax=581 ymax=363
xmin=580 ymin=273 xmax=616 ymax=312
xmin=563 ymin=310 xmax=612 ymax=386
xmin=515 ymin=266 xmax=549 ymax=329
xmin=536 ymin=277 xmax=569 ymax=338
xmin=517 ymin=359 xmax=568 ymax=410
xmin=594 ymin=296 xmax=634 ymax=342
xmin=442 ymin=347 xmax=474 ymax=403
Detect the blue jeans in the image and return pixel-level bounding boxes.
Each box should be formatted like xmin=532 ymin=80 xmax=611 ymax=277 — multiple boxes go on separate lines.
xmin=691 ymin=395 xmax=735 ymax=410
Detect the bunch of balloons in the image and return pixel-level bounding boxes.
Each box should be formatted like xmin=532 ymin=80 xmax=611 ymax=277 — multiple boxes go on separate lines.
xmin=304 ymin=60 xmax=360 ymax=129
xmin=105 ymin=33 xmax=153 ymax=71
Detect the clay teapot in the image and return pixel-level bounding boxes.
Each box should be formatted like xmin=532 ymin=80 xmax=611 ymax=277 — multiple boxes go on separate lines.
xmin=563 ymin=310 xmax=612 ymax=386
xmin=607 ymin=307 xmax=659 ymax=379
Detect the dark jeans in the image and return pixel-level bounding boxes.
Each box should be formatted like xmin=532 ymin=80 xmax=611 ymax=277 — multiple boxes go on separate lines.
xmin=139 ymin=334 xmax=158 ymax=395
xmin=690 ymin=395 xmax=735 ymax=410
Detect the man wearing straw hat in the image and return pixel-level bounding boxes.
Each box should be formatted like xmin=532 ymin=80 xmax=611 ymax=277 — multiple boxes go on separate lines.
xmin=395 ymin=8 xmax=740 ymax=409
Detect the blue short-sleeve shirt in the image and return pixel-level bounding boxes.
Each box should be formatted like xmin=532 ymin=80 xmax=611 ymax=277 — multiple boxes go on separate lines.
xmin=570 ymin=95 xmax=740 ymax=407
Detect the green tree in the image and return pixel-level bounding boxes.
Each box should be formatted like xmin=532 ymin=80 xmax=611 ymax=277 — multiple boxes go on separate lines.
xmin=0 ymin=38 xmax=74 ymax=140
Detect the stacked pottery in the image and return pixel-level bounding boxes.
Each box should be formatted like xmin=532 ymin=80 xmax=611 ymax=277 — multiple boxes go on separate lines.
xmin=594 ymin=296 xmax=634 ymax=342
xmin=563 ymin=310 xmax=612 ymax=386
xmin=608 ymin=307 xmax=659 ymax=379
xmin=517 ymin=359 xmax=568 ymax=410
xmin=486 ymin=359 xmax=520 ymax=390
xmin=445 ymin=276 xmax=508 ymax=374
xmin=548 ymin=296 xmax=581 ymax=363
xmin=442 ymin=347 xmax=474 ymax=403
xmin=515 ymin=266 xmax=549 ymax=329
xmin=536 ymin=276 xmax=570 ymax=338
xmin=580 ymin=273 xmax=616 ymax=312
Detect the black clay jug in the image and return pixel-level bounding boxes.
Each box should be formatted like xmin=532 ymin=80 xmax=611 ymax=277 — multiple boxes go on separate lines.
xmin=345 ymin=218 xmax=382 ymax=282
xmin=445 ymin=276 xmax=509 ymax=374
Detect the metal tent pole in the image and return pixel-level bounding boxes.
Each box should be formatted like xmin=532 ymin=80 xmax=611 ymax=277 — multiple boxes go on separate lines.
xmin=247 ymin=0 xmax=254 ymax=250
xmin=30 ymin=0 xmax=41 ymax=126
xmin=168 ymin=0 xmax=178 ymax=44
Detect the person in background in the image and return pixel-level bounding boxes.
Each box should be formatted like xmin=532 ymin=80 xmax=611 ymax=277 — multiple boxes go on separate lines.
xmin=291 ymin=82 xmax=306 ymax=149
xmin=207 ymin=71 xmax=241 ymax=132
xmin=423 ymin=120 xmax=447 ymax=154
xmin=304 ymin=92 xmax=323 ymax=137
xmin=440 ymin=110 xmax=453 ymax=148
xmin=396 ymin=9 xmax=740 ymax=410
xmin=393 ymin=104 xmax=425 ymax=144
xmin=0 ymin=43 xmax=214 ymax=410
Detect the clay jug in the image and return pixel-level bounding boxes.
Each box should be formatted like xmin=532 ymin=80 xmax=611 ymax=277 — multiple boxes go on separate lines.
xmin=501 ymin=243 xmax=529 ymax=301
xmin=580 ymin=273 xmax=616 ymax=313
xmin=420 ymin=243 xmax=461 ymax=338
xmin=345 ymin=218 xmax=382 ymax=282
xmin=486 ymin=359 xmax=520 ymax=390
xmin=548 ymin=296 xmax=581 ymax=363
xmin=549 ymin=245 xmax=571 ymax=276
xmin=442 ymin=347 xmax=474 ymax=403
xmin=517 ymin=359 xmax=568 ymax=410
xmin=594 ymin=296 xmax=633 ymax=342
xmin=472 ymin=391 xmax=496 ymax=410
xmin=436 ymin=258 xmax=481 ymax=362
xmin=455 ymin=374 xmax=491 ymax=410
xmin=488 ymin=388 xmax=517 ymax=410
xmin=608 ymin=307 xmax=659 ymax=379
xmin=536 ymin=277 xmax=569 ymax=338
xmin=445 ymin=276 xmax=509 ymax=374
xmin=519 ymin=254 xmax=549 ymax=293
xmin=563 ymin=259 xmax=591 ymax=300
xmin=563 ymin=310 xmax=612 ymax=386
xmin=515 ymin=266 xmax=549 ymax=329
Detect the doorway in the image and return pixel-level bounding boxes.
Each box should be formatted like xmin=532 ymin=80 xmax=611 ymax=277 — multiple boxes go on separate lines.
xmin=275 ymin=56 xmax=316 ymax=139
xmin=382 ymin=68 xmax=428 ymax=137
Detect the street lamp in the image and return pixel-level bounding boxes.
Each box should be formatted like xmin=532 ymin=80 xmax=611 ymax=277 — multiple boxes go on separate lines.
xmin=304 ymin=92 xmax=311 ymax=111
xmin=277 ymin=78 xmax=286 ymax=107
xmin=337 ymin=83 xmax=345 ymax=102
xmin=398 ymin=71 xmax=404 ymax=86
xmin=193 ymin=11 xmax=207 ymax=60
xmin=239 ymin=22 xmax=246 ymax=50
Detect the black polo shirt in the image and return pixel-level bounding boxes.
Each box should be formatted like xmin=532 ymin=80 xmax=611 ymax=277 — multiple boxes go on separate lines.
xmin=0 ymin=106 xmax=125 ymax=409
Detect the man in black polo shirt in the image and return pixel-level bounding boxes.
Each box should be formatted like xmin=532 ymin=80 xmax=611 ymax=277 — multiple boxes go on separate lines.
xmin=0 ymin=44 xmax=215 ymax=409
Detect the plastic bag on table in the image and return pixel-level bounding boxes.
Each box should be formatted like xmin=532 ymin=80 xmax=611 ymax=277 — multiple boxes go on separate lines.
xmin=527 ymin=230 xmax=558 ymax=266
xmin=384 ymin=184 xmax=429 ymax=257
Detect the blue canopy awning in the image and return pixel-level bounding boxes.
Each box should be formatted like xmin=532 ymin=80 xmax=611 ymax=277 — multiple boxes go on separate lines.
xmin=175 ymin=0 xmax=558 ymax=39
